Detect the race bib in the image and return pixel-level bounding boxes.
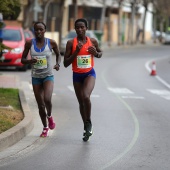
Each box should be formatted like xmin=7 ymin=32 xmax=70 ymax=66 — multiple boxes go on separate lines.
xmin=33 ymin=56 xmax=47 ymax=69
xmin=77 ymin=55 xmax=91 ymax=68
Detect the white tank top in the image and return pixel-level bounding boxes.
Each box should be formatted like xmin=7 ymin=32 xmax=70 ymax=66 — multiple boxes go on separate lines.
xmin=30 ymin=38 xmax=53 ymax=78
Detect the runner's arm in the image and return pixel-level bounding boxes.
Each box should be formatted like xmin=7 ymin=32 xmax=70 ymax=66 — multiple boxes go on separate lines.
xmin=50 ymin=39 xmax=61 ymax=70
xmin=21 ymin=40 xmax=37 ymax=64
xmin=88 ymin=38 xmax=102 ymax=58
xmin=63 ymin=39 xmax=82 ymax=67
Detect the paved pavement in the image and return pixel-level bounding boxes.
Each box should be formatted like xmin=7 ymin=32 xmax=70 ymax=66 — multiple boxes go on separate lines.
xmin=0 ymin=40 xmax=163 ymax=162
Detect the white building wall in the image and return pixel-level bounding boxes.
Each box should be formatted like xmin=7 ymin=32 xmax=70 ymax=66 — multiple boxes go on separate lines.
xmin=139 ymin=3 xmax=153 ymax=32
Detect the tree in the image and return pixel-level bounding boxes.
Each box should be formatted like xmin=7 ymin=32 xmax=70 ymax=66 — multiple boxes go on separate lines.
xmin=0 ymin=0 xmax=21 ymax=20
xmin=152 ymin=0 xmax=170 ymax=42
xmin=141 ymin=0 xmax=149 ymax=44
xmin=117 ymin=0 xmax=124 ymax=45
xmin=58 ymin=0 xmax=66 ymax=48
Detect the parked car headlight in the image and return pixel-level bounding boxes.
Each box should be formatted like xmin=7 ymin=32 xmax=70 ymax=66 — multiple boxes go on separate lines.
xmin=14 ymin=58 xmax=22 ymax=63
xmin=11 ymin=47 xmax=23 ymax=54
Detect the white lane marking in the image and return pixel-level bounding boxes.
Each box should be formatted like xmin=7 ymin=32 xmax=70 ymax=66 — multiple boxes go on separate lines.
xmin=122 ymin=96 xmax=145 ymax=99
xmin=156 ymin=76 xmax=170 ymax=89
xmin=161 ymin=96 xmax=170 ymax=100
xmin=108 ymin=87 xmax=144 ymax=99
xmin=29 ymin=84 xmax=33 ymax=90
xmin=147 ymin=89 xmax=170 ymax=100
xmin=91 ymin=94 xmax=100 ymax=98
xmin=101 ymin=70 xmax=139 ymax=169
xmin=67 ymin=85 xmax=100 ymax=97
xmin=108 ymin=87 xmax=134 ymax=94
xmin=67 ymin=85 xmax=74 ymax=91
xmin=147 ymin=89 xmax=170 ymax=95
xmin=145 ymin=58 xmax=170 ymax=89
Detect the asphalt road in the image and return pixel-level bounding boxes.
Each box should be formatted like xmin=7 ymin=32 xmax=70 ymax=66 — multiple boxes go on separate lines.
xmin=0 ymin=44 xmax=170 ymax=170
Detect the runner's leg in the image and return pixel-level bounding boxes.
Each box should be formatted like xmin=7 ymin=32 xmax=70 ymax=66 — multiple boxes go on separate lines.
xmin=33 ymin=84 xmax=47 ymax=127
xmin=83 ymin=76 xmax=95 ymax=123
xmin=73 ymin=82 xmax=86 ymax=123
xmin=43 ymin=80 xmax=54 ymax=117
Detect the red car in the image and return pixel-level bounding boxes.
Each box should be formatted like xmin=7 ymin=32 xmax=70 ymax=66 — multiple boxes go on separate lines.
xmin=24 ymin=29 xmax=34 ymax=40
xmin=0 ymin=26 xmax=30 ymax=71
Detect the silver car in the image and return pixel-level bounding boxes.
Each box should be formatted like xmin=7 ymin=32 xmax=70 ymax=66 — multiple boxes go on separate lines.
xmin=162 ymin=31 xmax=170 ymax=44
xmin=60 ymin=30 xmax=99 ymax=55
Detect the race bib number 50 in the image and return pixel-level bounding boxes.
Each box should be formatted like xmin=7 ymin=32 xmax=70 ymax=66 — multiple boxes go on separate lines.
xmin=77 ymin=55 xmax=91 ymax=68
xmin=33 ymin=56 xmax=47 ymax=69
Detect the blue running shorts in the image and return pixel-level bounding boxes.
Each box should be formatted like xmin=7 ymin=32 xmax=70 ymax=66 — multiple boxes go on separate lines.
xmin=73 ymin=68 xmax=96 ymax=83
xmin=32 ymin=75 xmax=54 ymax=85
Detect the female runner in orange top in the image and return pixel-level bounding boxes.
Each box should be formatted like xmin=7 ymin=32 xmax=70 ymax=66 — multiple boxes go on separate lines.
xmin=63 ymin=18 xmax=102 ymax=141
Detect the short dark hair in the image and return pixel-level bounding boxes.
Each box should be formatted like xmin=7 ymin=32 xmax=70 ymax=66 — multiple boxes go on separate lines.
xmin=74 ymin=18 xmax=88 ymax=28
xmin=34 ymin=21 xmax=46 ymax=29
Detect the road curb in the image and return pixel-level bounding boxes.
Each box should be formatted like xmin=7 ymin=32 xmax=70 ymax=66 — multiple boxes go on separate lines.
xmin=0 ymin=89 xmax=34 ymax=152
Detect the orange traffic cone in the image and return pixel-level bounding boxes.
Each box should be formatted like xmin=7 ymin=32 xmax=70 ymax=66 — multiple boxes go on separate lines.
xmin=150 ymin=61 xmax=157 ymax=76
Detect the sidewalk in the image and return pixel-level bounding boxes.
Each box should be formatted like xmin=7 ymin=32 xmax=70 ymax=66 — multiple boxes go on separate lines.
xmin=0 ymin=74 xmax=20 ymax=88
xmin=0 ymin=74 xmax=34 ymax=152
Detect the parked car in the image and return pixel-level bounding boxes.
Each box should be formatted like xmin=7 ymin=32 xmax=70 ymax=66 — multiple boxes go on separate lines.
xmin=24 ymin=29 xmax=34 ymax=40
xmin=162 ymin=31 xmax=170 ymax=44
xmin=60 ymin=30 xmax=99 ymax=55
xmin=0 ymin=26 xmax=30 ymax=71
xmin=151 ymin=30 xmax=165 ymax=42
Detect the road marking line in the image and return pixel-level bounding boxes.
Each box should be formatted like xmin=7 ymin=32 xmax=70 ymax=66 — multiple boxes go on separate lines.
xmin=161 ymin=96 xmax=170 ymax=100
xmin=67 ymin=85 xmax=74 ymax=91
xmin=147 ymin=89 xmax=170 ymax=100
xmin=145 ymin=58 xmax=170 ymax=89
xmin=108 ymin=87 xmax=144 ymax=99
xmin=147 ymin=89 xmax=170 ymax=95
xmin=101 ymin=69 xmax=139 ymax=169
xmin=108 ymin=87 xmax=134 ymax=94
xmin=67 ymin=85 xmax=100 ymax=97
xmin=29 ymin=84 xmax=32 ymax=90
xmin=122 ymin=96 xmax=145 ymax=99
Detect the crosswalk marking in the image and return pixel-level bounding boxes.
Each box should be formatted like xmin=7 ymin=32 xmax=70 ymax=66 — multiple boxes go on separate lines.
xmin=67 ymin=85 xmax=100 ymax=97
xmin=108 ymin=87 xmax=144 ymax=100
xmin=67 ymin=85 xmax=74 ymax=92
xmin=121 ymin=96 xmax=145 ymax=99
xmin=147 ymin=89 xmax=170 ymax=95
xmin=108 ymin=87 xmax=134 ymax=94
xmin=161 ymin=96 xmax=170 ymax=100
xmin=28 ymin=83 xmax=170 ymax=101
xmin=147 ymin=89 xmax=170 ymax=100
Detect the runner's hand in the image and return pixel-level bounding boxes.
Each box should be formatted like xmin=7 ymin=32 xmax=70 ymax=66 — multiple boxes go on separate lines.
xmin=53 ymin=64 xmax=60 ymax=71
xmin=87 ymin=46 xmax=97 ymax=56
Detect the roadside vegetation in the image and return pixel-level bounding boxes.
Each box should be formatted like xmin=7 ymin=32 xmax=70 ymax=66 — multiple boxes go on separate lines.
xmin=0 ymin=88 xmax=23 ymax=134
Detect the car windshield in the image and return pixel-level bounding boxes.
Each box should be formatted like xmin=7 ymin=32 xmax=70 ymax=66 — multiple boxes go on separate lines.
xmin=2 ymin=29 xmax=22 ymax=41
xmin=24 ymin=32 xmax=30 ymax=39
xmin=65 ymin=31 xmax=93 ymax=39
xmin=166 ymin=31 xmax=170 ymax=35
xmin=65 ymin=31 xmax=77 ymax=38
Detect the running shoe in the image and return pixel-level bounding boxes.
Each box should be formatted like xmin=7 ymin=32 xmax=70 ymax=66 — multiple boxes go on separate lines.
xmin=40 ymin=127 xmax=49 ymax=137
xmin=48 ymin=116 xmax=56 ymax=130
xmin=83 ymin=121 xmax=93 ymax=142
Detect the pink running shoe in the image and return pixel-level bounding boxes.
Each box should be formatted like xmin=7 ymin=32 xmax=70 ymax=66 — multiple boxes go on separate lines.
xmin=40 ymin=127 xmax=49 ymax=137
xmin=48 ymin=116 xmax=56 ymax=130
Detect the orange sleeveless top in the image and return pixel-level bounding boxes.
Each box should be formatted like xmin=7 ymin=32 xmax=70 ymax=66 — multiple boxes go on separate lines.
xmin=72 ymin=37 xmax=94 ymax=73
